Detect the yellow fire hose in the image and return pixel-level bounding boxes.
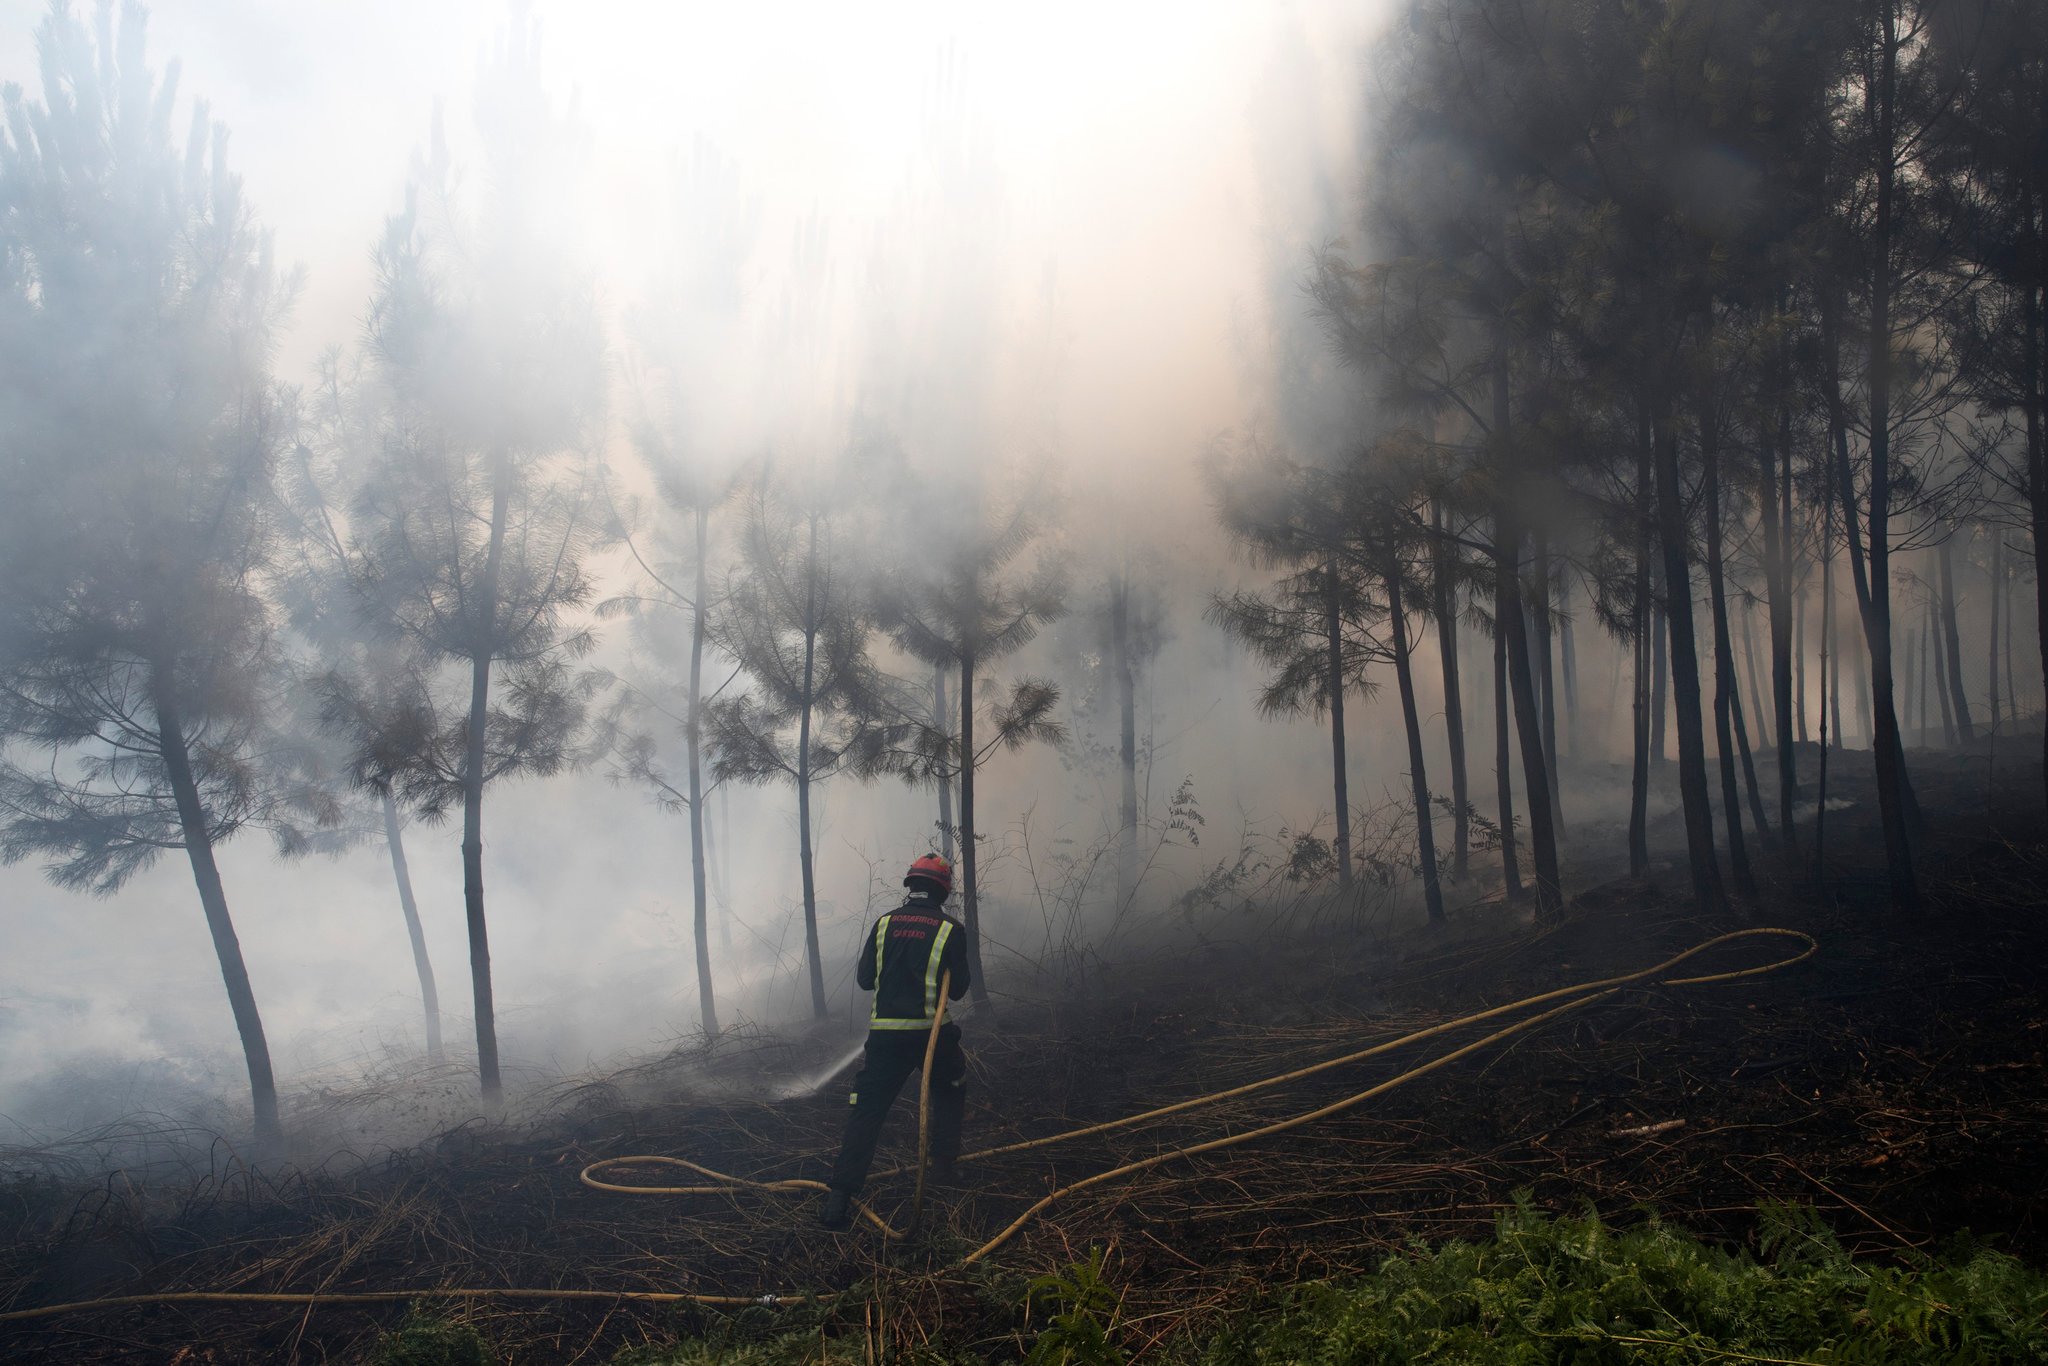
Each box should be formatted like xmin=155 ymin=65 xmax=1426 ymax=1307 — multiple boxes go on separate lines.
xmin=0 ymin=928 xmax=1816 ymax=1324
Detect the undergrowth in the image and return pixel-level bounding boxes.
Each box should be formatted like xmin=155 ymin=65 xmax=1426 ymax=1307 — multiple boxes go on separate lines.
xmin=365 ymin=1202 xmax=2048 ymax=1363
xmin=1202 ymin=1198 xmax=2048 ymax=1365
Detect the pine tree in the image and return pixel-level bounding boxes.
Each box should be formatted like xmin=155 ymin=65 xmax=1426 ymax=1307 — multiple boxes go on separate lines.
xmin=598 ymin=137 xmax=761 ymax=1039
xmin=705 ymin=467 xmax=904 ymax=1019
xmin=875 ymin=493 xmax=1068 ymax=1007
xmin=335 ymin=19 xmax=608 ymax=1104
xmin=0 ymin=1 xmax=314 ymax=1149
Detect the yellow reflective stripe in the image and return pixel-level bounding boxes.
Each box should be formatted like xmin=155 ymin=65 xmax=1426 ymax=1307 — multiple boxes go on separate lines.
xmin=867 ymin=915 xmax=892 ymax=1026
xmin=925 ymin=922 xmax=953 ymax=1017
xmin=866 ymin=1018 xmax=933 ymax=1030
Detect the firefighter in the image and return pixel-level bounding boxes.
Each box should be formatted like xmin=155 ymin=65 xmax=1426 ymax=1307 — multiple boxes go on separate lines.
xmin=819 ymin=853 xmax=971 ymax=1230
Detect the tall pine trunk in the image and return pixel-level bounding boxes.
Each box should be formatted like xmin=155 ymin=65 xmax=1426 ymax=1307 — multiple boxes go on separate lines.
xmin=1560 ymin=580 xmax=1578 ymax=756
xmin=1494 ymin=598 xmax=1521 ymax=897
xmin=1701 ymin=421 xmax=1758 ymax=898
xmin=1764 ymin=385 xmax=1798 ymax=839
xmin=1938 ymin=537 xmax=1974 ymax=738
xmin=708 ymin=785 xmax=733 ymax=956
xmin=1988 ymin=534 xmax=2003 ymax=735
xmin=2026 ymin=183 xmax=2048 ymax=806
xmin=1827 ymin=549 xmax=1844 ymax=751
xmin=1796 ymin=578 xmax=1810 ymax=745
xmin=381 ymin=790 xmax=442 ymax=1062
xmin=1497 ymin=516 xmax=1561 ymax=923
xmin=1431 ymin=504 xmax=1470 ymax=878
xmin=1388 ymin=572 xmax=1444 ymax=922
xmin=1325 ymin=562 xmax=1354 ymax=895
xmin=156 ymin=678 xmax=280 ymax=1148
xmin=1651 ymin=381 xmax=1724 ymax=907
xmin=1532 ymin=531 xmax=1564 ymax=838
xmin=1652 ymin=560 xmax=1670 ymax=769
xmin=1917 ymin=606 xmax=1931 ymax=743
xmin=1629 ymin=409 xmax=1653 ymax=878
xmin=1741 ymin=600 xmax=1770 ymax=753
xmin=461 ymin=454 xmax=510 ymax=1105
xmin=686 ymin=505 xmax=718 ymax=1036
xmin=1733 ymin=676 xmax=1775 ymax=845
xmin=958 ymin=651 xmax=990 ymax=1007
xmin=933 ymin=664 xmax=955 ymax=860
xmin=1733 ymin=601 xmax=1775 ymax=842
xmin=1111 ymin=571 xmax=1139 ymax=900
xmin=797 ymin=516 xmax=826 ymax=1018
xmin=1492 ymin=342 xmax=1559 ymax=920
xmin=1932 ymin=587 xmax=1957 ymax=743
xmin=1851 ymin=9 xmax=1920 ymax=908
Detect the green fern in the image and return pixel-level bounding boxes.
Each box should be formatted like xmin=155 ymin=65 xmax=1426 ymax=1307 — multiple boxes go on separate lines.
xmin=1201 ymin=1198 xmax=2048 ymax=1365
xmin=1026 ymin=1246 xmax=1130 ymax=1366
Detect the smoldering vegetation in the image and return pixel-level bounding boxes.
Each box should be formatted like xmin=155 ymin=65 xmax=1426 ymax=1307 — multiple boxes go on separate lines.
xmin=0 ymin=0 xmax=2043 ymax=1221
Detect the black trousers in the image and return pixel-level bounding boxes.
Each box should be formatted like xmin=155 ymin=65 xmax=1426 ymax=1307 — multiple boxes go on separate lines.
xmin=828 ymin=1024 xmax=966 ymax=1195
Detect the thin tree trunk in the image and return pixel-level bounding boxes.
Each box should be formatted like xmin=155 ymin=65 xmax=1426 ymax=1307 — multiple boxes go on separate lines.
xmin=1740 ymin=598 xmax=1770 ymax=753
xmin=687 ymin=505 xmax=718 ymax=1037
xmin=1815 ymin=478 xmax=1836 ymax=878
xmin=1908 ymin=618 xmax=1925 ymax=749
xmin=1652 ymin=561 xmax=1670 ymax=769
xmin=1492 ymin=340 xmax=1560 ymax=921
xmin=1701 ymin=421 xmax=1758 ymax=898
xmin=1494 ymin=594 xmax=1521 ymax=897
xmin=1629 ymin=408 xmax=1653 ymax=878
xmin=1533 ymin=530 xmax=1564 ymax=837
xmin=1112 ymin=571 xmax=1139 ymax=902
xmin=1767 ymin=386 xmax=1798 ymax=834
xmin=1560 ymin=584 xmax=1578 ymax=755
xmin=1388 ymin=573 xmax=1444 ymax=922
xmin=1828 ymin=555 xmax=1844 ymax=751
xmin=933 ymin=664 xmax=955 ymax=860
xmin=2028 ymin=182 xmax=2048 ymax=804
xmin=381 ymin=791 xmax=442 ymax=1063
xmin=1853 ymin=626 xmax=1874 ymax=747
xmin=796 ymin=516 xmax=825 ymax=1019
xmin=155 ymin=678 xmax=280 ymax=1149
xmin=1938 ymin=537 xmax=1974 ymax=738
xmin=1917 ymin=605 xmax=1930 ymax=743
xmin=708 ymin=784 xmax=733 ymax=956
xmin=1651 ymin=381 xmax=1725 ymax=909
xmin=1932 ymin=589 xmax=1956 ymax=744
xmin=1431 ymin=504 xmax=1470 ymax=878
xmin=1325 ymin=561 xmax=1354 ymax=895
xmin=2003 ymin=537 xmax=2019 ymax=732
xmin=1796 ymin=577 xmax=1810 ymax=744
xmin=1903 ymin=596 xmax=1920 ymax=744
xmin=1733 ymin=678 xmax=1774 ymax=847
xmin=1734 ymin=599 xmax=1774 ymax=839
xmin=461 ymin=454 xmax=510 ymax=1106
xmin=958 ymin=651 xmax=990 ymax=1007
xmin=1989 ymin=534 xmax=2003 ymax=736
xmin=1849 ymin=13 xmax=1920 ymax=908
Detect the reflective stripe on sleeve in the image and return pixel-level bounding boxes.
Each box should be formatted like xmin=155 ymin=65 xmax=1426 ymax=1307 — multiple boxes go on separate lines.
xmin=867 ymin=915 xmax=892 ymax=1026
xmin=925 ymin=922 xmax=953 ymax=1017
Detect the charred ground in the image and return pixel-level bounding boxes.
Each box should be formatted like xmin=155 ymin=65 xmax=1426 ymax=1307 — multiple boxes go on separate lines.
xmin=3 ymin=744 xmax=2046 ymax=1363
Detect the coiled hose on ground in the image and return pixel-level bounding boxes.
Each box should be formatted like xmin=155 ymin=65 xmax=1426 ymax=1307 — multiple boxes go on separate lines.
xmin=0 ymin=927 xmax=1816 ymax=1323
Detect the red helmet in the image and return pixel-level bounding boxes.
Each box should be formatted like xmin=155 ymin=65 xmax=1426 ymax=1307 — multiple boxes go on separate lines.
xmin=904 ymin=853 xmax=953 ymax=896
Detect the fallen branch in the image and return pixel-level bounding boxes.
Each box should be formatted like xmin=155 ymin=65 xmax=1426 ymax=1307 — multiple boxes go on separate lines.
xmin=1609 ymin=1119 xmax=1685 ymax=1139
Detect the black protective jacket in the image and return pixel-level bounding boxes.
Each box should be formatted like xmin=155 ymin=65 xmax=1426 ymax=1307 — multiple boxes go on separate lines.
xmin=856 ymin=897 xmax=970 ymax=1030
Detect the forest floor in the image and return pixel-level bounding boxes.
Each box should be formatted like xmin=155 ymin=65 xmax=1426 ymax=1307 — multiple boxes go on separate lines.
xmin=3 ymin=739 xmax=2046 ymax=1362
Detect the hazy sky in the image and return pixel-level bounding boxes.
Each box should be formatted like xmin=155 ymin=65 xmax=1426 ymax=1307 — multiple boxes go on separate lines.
xmin=0 ymin=0 xmax=1394 ymax=1141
